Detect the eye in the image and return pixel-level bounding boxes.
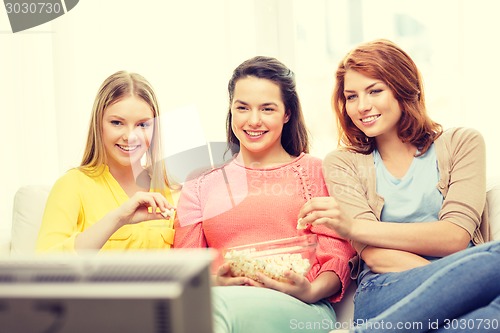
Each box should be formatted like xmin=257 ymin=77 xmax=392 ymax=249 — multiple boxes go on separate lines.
xmin=138 ymin=120 xmax=153 ymax=129
xmin=345 ymin=94 xmax=357 ymax=101
xmin=110 ymin=120 xmax=122 ymax=126
xmin=235 ymin=105 xmax=248 ymax=111
xmin=262 ymin=107 xmax=275 ymax=112
xmin=369 ymin=89 xmax=382 ymax=95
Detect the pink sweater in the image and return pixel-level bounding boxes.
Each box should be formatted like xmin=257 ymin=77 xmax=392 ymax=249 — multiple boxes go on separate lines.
xmin=174 ymin=153 xmax=355 ymax=303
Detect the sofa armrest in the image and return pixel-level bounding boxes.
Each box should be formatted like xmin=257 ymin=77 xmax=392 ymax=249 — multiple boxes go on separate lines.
xmin=487 ymin=184 xmax=500 ymax=241
xmin=10 ymin=185 xmax=50 ymax=255
xmin=0 ymin=234 xmax=11 ymax=256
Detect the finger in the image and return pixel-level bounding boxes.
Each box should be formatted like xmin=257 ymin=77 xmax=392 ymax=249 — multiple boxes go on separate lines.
xmin=227 ymin=276 xmax=251 ymax=286
xmin=256 ymin=273 xmax=280 ymax=288
xmin=148 ymin=192 xmax=168 ymax=213
xmin=296 ymin=217 xmax=309 ymax=230
xmin=136 ymin=192 xmax=159 ymax=213
xmin=244 ymin=278 xmax=265 ymax=288
xmin=256 ymin=273 xmax=291 ymax=292
xmin=298 ymin=197 xmax=336 ymax=219
xmin=300 ymin=210 xmax=326 ymax=225
xmin=150 ymin=192 xmax=176 ymax=215
xmin=282 ymin=270 xmax=304 ymax=285
xmin=215 ymin=264 xmax=248 ymax=286
xmin=297 ymin=198 xmax=315 ymax=219
xmin=150 ymin=206 xmax=175 ymax=219
xmin=298 ymin=210 xmax=322 ymax=229
xmin=216 ymin=263 xmax=231 ymax=277
xmin=309 ymin=197 xmax=338 ymax=211
xmin=311 ymin=216 xmax=340 ymax=229
xmin=143 ymin=193 xmax=172 ymax=217
xmin=305 ymin=205 xmax=344 ymax=226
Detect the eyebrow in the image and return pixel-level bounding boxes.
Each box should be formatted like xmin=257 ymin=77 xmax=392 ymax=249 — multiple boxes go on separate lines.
xmin=234 ymin=100 xmax=279 ymax=107
xmin=344 ymin=82 xmax=382 ymax=94
xmin=106 ymin=115 xmax=154 ymax=123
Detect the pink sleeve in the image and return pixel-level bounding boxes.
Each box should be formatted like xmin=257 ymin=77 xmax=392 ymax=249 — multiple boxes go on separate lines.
xmin=309 ymin=225 xmax=356 ymax=303
xmin=173 ymin=177 xmax=208 ymax=248
xmin=306 ymin=161 xmax=356 ymax=303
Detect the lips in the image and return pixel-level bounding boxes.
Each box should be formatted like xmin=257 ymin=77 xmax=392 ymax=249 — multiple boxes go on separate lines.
xmin=360 ymin=115 xmax=380 ymax=123
xmin=245 ymin=130 xmax=267 ymax=138
xmin=116 ymin=144 xmax=140 ymax=152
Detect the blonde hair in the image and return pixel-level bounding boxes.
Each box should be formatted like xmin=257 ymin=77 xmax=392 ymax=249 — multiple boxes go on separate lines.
xmin=80 ymin=70 xmax=170 ymax=191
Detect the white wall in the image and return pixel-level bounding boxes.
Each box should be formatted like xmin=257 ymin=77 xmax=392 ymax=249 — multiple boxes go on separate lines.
xmin=1 ymin=0 xmax=500 ymax=249
xmin=1 ymin=11 xmax=60 ymax=251
xmin=461 ymin=0 xmax=500 ymax=185
xmin=0 ymin=0 xmax=295 ymax=245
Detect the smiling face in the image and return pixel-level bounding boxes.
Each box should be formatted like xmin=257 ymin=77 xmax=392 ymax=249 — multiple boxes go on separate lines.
xmin=343 ymin=70 xmax=402 ymax=142
xmin=102 ymin=95 xmax=154 ymax=173
xmin=230 ymin=76 xmax=290 ymax=164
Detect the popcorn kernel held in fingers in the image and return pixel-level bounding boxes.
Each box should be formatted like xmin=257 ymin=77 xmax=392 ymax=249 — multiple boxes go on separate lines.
xmin=160 ymin=208 xmax=176 ymax=219
xmin=296 ymin=217 xmax=307 ymax=230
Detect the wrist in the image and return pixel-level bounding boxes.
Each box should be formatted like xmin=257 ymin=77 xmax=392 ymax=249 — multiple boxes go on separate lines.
xmin=210 ymin=274 xmax=220 ymax=286
xmin=308 ymin=271 xmax=340 ymax=303
xmin=348 ymin=218 xmax=367 ymax=243
xmin=108 ymin=209 xmax=127 ymax=230
xmin=345 ymin=217 xmax=358 ymax=242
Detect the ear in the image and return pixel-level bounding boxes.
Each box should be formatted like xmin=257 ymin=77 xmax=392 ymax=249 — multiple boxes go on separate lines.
xmin=284 ymin=111 xmax=290 ymax=124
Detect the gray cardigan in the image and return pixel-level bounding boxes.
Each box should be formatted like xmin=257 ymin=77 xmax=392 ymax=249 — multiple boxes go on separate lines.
xmin=323 ymin=127 xmax=490 ymax=277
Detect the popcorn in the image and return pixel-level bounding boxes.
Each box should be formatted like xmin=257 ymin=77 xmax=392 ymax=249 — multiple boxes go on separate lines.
xmin=160 ymin=208 xmax=176 ymax=219
xmin=148 ymin=206 xmax=176 ymax=219
xmin=224 ymin=247 xmax=311 ymax=283
xmin=296 ymin=217 xmax=307 ymax=230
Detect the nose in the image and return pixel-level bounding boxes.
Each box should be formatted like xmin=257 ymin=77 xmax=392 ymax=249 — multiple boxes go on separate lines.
xmin=248 ymin=109 xmax=262 ymax=127
xmin=122 ymin=126 xmax=139 ymax=142
xmin=357 ymin=94 xmax=372 ymax=113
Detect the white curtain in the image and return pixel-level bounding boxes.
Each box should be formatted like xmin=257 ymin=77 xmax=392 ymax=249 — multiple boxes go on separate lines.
xmin=1 ymin=18 xmax=59 ymax=249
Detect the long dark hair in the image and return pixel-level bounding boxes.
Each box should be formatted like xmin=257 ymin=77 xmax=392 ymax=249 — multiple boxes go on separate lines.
xmin=226 ymin=56 xmax=309 ymax=156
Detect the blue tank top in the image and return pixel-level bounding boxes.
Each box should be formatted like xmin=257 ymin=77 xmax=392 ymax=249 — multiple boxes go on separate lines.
xmin=374 ymin=144 xmax=442 ymax=224
xmin=358 ymin=144 xmax=443 ymax=283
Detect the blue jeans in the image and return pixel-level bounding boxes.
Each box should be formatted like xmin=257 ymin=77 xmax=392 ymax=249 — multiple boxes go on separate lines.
xmin=353 ymin=240 xmax=500 ymax=332
xmin=212 ymin=286 xmax=337 ymax=333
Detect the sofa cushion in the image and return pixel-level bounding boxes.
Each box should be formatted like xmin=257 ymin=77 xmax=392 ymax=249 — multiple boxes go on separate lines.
xmin=6 ymin=182 xmax=500 ymax=333
xmin=487 ymin=185 xmax=500 ymax=241
xmin=10 ymin=185 xmax=50 ymax=255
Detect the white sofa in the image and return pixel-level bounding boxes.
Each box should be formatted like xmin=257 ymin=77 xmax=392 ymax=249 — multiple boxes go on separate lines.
xmin=7 ymin=182 xmax=500 ymax=325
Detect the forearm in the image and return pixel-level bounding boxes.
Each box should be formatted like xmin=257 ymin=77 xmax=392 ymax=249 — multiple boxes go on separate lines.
xmin=351 ymin=219 xmax=471 ymax=257
xmin=308 ymin=271 xmax=341 ymax=303
xmin=74 ymin=210 xmax=123 ymax=252
xmin=361 ymin=246 xmax=430 ymax=273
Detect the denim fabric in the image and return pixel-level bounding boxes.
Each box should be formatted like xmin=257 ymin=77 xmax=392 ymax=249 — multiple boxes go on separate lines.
xmin=212 ymin=286 xmax=337 ymax=333
xmin=352 ymin=241 xmax=500 ymax=332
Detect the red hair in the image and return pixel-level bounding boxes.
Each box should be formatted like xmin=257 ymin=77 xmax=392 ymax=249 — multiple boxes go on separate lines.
xmin=332 ymin=39 xmax=442 ymax=154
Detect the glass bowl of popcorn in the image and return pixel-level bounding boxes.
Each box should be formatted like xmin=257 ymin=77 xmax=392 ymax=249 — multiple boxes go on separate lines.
xmin=223 ymin=234 xmax=317 ymax=283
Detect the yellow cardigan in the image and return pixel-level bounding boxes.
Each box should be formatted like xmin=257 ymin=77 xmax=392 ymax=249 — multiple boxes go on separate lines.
xmin=36 ymin=166 xmax=177 ymax=252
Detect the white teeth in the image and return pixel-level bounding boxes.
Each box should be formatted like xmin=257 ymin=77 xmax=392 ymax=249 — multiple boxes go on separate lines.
xmin=361 ymin=115 xmax=380 ymax=123
xmin=118 ymin=145 xmax=139 ymax=151
xmin=246 ymin=131 xmax=264 ymax=137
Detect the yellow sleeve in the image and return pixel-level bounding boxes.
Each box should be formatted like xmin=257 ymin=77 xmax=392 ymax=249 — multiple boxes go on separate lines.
xmin=36 ymin=170 xmax=82 ymax=252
